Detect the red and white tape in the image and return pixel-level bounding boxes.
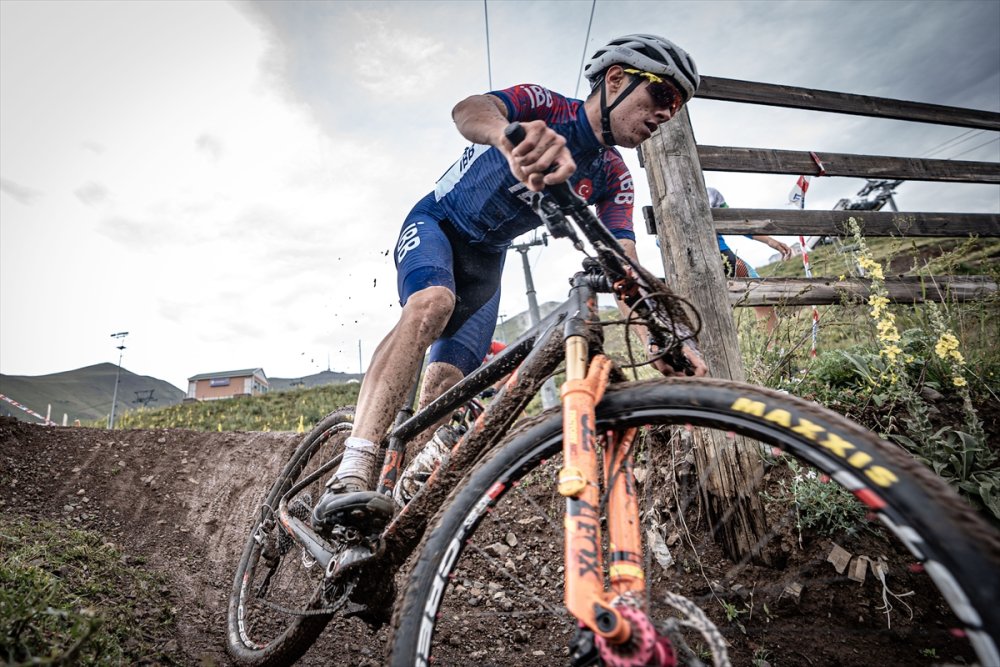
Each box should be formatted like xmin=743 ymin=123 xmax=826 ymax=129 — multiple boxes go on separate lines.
xmin=790 ymin=175 xmax=819 ymax=356
xmin=0 ymin=393 xmax=55 ymax=425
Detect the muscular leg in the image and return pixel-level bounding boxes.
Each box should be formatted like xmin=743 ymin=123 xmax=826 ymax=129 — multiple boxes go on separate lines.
xmin=405 ymin=360 xmax=464 ymax=460
xmin=335 ymin=286 xmax=455 ymax=489
xmin=753 ymin=305 xmax=780 ymax=334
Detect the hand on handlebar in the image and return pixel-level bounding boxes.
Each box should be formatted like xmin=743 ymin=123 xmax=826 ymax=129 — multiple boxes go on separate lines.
xmin=500 ymin=120 xmax=576 ymax=192
xmin=650 ymin=343 xmax=708 ymax=378
xmin=646 ymin=319 xmax=708 ymax=377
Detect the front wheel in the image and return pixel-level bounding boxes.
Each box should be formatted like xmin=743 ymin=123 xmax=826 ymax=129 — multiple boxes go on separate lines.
xmin=389 ymin=378 xmax=999 ymax=666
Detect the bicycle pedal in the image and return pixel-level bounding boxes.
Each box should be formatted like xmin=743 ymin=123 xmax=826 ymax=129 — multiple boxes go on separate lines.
xmin=311 ymin=490 xmax=395 ymax=535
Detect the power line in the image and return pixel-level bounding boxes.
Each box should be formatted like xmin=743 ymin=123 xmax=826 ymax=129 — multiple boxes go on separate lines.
xmin=922 ymin=128 xmax=984 ymax=158
xmin=484 ymin=0 xmax=493 ymax=89
xmin=573 ymin=0 xmax=597 ymax=99
xmin=945 ymin=136 xmax=1000 ymax=160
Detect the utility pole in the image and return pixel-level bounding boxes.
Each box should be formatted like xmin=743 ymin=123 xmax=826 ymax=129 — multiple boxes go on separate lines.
xmin=358 ymin=339 xmax=363 ymax=375
xmin=510 ymin=235 xmax=558 ymax=408
xmin=108 ymin=331 xmax=128 ymax=429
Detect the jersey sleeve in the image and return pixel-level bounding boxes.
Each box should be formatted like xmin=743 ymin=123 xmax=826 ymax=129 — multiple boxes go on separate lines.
xmin=489 ymin=84 xmax=576 ymax=124
xmin=595 ymin=151 xmax=635 ymax=242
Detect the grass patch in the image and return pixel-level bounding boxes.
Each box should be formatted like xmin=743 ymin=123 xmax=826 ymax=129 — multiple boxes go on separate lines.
xmin=740 ymin=228 xmax=1000 ymax=520
xmin=95 ymin=381 xmax=360 ymax=432
xmin=0 ymin=517 xmax=177 ymax=665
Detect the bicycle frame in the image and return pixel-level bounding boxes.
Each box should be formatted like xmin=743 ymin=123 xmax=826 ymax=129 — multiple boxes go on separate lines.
xmin=274 ymin=120 xmax=675 ymax=648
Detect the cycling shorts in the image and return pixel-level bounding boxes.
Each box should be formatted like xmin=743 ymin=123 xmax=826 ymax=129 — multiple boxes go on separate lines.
xmin=720 ymin=249 xmax=760 ymax=279
xmin=395 ymin=193 xmax=506 ymax=375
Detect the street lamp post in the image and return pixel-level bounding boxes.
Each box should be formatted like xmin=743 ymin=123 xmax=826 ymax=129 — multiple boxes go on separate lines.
xmin=108 ymin=331 xmax=128 ymax=429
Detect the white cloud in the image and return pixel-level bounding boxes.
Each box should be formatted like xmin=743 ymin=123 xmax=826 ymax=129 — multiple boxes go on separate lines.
xmin=1 ymin=0 xmax=997 ymax=396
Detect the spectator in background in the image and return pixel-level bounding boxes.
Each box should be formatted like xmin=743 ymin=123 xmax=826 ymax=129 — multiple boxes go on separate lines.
xmin=708 ymin=187 xmax=792 ymax=334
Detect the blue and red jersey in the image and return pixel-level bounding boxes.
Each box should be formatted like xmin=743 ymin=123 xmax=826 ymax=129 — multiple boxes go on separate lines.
xmin=432 ymin=84 xmax=635 ymax=251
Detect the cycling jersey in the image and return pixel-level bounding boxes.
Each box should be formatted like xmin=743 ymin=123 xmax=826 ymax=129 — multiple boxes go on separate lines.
xmin=391 ymin=84 xmax=638 ymax=375
xmin=432 ymin=83 xmax=635 ymax=251
xmin=707 ymin=188 xmax=759 ymax=278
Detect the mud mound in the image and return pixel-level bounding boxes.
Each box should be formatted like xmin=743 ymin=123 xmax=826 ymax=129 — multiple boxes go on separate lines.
xmin=0 ymin=417 xmax=301 ymax=665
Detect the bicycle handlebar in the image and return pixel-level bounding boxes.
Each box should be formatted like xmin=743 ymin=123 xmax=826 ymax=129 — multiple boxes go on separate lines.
xmin=504 ymin=121 xmax=699 ymax=376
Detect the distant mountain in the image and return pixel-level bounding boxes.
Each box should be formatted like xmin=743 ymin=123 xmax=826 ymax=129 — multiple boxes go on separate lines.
xmin=268 ymin=369 xmax=364 ymax=391
xmin=0 ymin=364 xmax=185 ymax=425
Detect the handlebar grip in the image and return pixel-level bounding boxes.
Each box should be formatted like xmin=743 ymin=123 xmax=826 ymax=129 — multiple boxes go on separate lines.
xmin=504 ymin=122 xmax=527 ymax=147
xmin=504 ymin=122 xmax=578 ymax=207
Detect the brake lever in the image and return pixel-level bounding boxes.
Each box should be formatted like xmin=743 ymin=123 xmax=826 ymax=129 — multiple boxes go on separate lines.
xmin=667 ymin=346 xmax=696 ymax=377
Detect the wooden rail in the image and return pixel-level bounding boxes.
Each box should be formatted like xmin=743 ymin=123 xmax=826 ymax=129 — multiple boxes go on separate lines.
xmin=728 ymin=276 xmax=999 ymax=307
xmin=712 ymin=208 xmax=1000 ymax=237
xmin=698 ymin=146 xmax=1000 ymax=183
xmin=697 ymin=76 xmax=1000 ymax=131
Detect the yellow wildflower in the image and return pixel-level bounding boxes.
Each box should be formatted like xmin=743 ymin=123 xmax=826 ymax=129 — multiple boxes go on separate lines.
xmin=934 ymin=333 xmax=961 ymax=360
xmin=868 ymin=294 xmax=889 ymax=309
xmin=881 ymin=344 xmax=903 ymax=362
xmin=876 ymin=319 xmax=901 ymax=343
xmin=952 ymin=376 xmax=967 ymax=388
xmin=858 ymin=256 xmax=885 ymax=280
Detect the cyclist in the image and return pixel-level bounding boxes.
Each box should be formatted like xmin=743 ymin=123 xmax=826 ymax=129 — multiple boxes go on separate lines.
xmin=314 ymin=34 xmax=709 ymax=529
xmin=709 ymin=187 xmax=792 ymax=333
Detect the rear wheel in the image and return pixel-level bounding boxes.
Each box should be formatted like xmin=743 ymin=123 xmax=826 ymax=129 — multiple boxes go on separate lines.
xmin=389 ymin=378 xmax=1000 ymax=666
xmin=226 ymin=408 xmax=352 ymax=666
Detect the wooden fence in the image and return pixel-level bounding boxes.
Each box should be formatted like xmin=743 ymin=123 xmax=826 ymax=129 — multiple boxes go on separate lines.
xmin=637 ymin=76 xmax=998 ymax=561
xmin=642 ymin=75 xmax=1000 ymax=380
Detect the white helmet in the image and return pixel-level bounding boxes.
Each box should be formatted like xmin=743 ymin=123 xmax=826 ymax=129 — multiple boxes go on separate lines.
xmin=584 ymin=34 xmax=700 ymax=103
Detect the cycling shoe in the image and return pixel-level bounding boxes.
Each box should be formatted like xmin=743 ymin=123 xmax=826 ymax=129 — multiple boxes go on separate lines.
xmin=311 ymin=480 xmax=395 ymax=535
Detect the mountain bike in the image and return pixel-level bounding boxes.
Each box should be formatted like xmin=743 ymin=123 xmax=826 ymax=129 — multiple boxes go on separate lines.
xmin=226 ymin=123 xmax=1000 ymax=666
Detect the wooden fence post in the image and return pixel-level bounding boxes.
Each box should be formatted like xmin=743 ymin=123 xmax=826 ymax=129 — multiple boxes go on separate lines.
xmin=643 ymin=107 xmax=771 ymax=563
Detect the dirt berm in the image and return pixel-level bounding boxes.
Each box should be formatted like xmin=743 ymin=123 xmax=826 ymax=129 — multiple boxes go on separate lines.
xmin=0 ymin=417 xmax=350 ymax=665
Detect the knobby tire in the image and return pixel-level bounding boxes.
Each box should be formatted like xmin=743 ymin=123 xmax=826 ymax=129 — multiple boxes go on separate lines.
xmin=388 ymin=378 xmax=1000 ymax=667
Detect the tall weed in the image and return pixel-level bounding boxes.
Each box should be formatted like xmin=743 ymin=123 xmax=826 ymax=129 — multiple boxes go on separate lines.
xmin=743 ymin=220 xmax=999 ymax=519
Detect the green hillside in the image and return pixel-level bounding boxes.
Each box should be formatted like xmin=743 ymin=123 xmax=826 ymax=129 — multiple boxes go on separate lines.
xmin=493 ymin=301 xmax=562 ymax=343
xmin=0 ymin=365 xmax=368 ymax=427
xmin=741 ymin=234 xmax=1000 ymax=363
xmin=0 ymin=364 xmax=185 ymax=425
xmin=268 ymin=369 xmax=363 ymax=391
xmin=106 ymin=382 xmax=360 ymax=432
xmin=760 ymin=235 xmax=999 ymax=280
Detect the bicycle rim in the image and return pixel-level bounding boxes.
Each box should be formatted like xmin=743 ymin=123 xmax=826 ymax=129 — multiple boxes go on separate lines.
xmin=226 ymin=408 xmax=352 ymax=666
xmin=390 ymin=378 xmax=999 ymax=667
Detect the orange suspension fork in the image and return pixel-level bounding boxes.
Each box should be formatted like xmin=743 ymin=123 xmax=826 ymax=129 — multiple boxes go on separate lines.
xmin=559 ymin=336 xmax=631 ymax=645
xmin=605 ymin=426 xmax=645 ymax=597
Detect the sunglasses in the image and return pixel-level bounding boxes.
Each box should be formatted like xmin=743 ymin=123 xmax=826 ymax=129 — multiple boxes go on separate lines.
xmin=623 ymin=68 xmax=683 ymax=114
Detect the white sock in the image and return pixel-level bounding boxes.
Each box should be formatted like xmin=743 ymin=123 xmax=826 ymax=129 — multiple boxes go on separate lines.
xmin=334 ymin=436 xmax=377 ymax=490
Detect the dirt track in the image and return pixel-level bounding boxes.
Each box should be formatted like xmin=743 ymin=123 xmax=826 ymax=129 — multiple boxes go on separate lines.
xmin=1 ymin=417 xmax=311 ymax=665
xmin=1 ymin=416 xmax=988 ymax=666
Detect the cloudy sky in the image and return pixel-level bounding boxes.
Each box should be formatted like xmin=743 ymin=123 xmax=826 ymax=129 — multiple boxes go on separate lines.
xmin=1 ymin=0 xmax=997 ymax=393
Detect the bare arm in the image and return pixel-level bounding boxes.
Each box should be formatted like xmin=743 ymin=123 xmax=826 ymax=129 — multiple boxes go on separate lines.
xmin=451 ymin=94 xmax=510 ymax=147
xmin=751 ymin=234 xmax=792 ymax=259
xmin=451 ymin=93 xmax=576 ymax=191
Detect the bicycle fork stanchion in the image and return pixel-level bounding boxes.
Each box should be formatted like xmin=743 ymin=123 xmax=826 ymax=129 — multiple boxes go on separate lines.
xmin=558 ymin=337 xmax=629 ymax=643
xmin=605 ymin=427 xmax=645 ymax=597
